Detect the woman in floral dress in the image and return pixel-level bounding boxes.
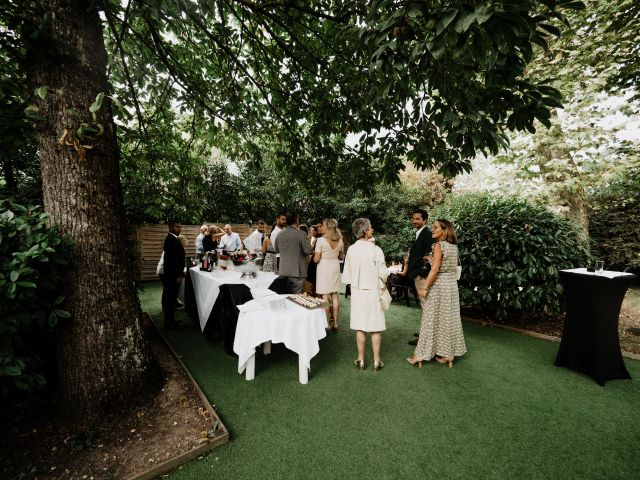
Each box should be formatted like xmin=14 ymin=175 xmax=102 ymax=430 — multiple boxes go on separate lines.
xmin=407 ymin=219 xmax=466 ymax=368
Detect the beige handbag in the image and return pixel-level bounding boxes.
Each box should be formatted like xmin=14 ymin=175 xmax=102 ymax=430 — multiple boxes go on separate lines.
xmin=379 ymin=288 xmax=392 ymax=310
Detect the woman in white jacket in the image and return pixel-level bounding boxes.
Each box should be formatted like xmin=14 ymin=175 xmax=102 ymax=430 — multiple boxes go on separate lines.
xmin=342 ymin=218 xmax=389 ymax=371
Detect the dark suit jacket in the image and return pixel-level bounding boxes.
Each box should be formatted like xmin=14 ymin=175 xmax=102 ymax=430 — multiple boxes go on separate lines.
xmin=163 ymin=233 xmax=186 ymax=280
xmin=407 ymin=227 xmax=434 ymax=280
xmin=273 ymin=226 xmax=313 ymax=277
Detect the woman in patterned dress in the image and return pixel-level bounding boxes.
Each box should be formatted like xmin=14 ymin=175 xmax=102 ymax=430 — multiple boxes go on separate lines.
xmin=407 ymin=219 xmax=466 ymax=368
xmin=314 ymin=219 xmax=344 ymax=331
xmin=261 ymin=224 xmax=278 ymax=273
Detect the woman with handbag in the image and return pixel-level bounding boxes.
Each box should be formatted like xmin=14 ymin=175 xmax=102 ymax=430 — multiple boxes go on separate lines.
xmin=407 ymin=219 xmax=467 ymax=368
xmin=342 ymin=218 xmax=389 ymax=371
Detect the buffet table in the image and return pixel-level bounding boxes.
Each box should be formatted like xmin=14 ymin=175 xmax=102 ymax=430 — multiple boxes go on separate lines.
xmin=185 ymin=267 xmax=283 ymax=354
xmin=555 ymin=268 xmax=636 ymax=385
xmin=233 ymin=295 xmax=327 ymax=384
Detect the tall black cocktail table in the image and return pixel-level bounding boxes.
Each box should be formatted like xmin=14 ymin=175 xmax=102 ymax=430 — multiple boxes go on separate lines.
xmin=555 ymin=268 xmax=636 ymax=386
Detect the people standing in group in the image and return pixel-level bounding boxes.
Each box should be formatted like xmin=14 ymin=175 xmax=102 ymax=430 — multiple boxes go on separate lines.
xmin=195 ymin=224 xmax=208 ymax=259
xmin=219 ymin=224 xmax=241 ymax=252
xmin=314 ymin=219 xmax=345 ymax=332
xmin=161 ymin=220 xmax=185 ymax=330
xmin=407 ymin=219 xmax=466 ymax=368
xmin=342 ymin=218 xmax=389 ymax=371
xmin=273 ymin=212 xmax=313 ymax=293
xmin=261 ymin=224 xmax=278 ymax=273
xmin=243 ymin=220 xmax=266 ymax=255
xmin=406 ymin=208 xmax=435 ymax=346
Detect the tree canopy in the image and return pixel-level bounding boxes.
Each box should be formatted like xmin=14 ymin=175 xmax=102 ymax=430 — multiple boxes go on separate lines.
xmin=101 ymin=0 xmax=583 ymax=190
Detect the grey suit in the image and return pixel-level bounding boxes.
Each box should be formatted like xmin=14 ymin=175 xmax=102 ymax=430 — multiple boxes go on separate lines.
xmin=274 ymin=226 xmax=313 ymax=293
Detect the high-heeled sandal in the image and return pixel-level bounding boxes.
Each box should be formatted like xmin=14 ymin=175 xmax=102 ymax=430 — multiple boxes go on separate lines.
xmin=353 ymin=359 xmax=365 ymax=370
xmin=332 ymin=325 xmax=339 ymax=333
xmin=406 ymin=356 xmax=423 ymax=368
xmin=373 ymin=361 xmax=384 ymax=371
xmin=436 ymin=356 xmax=454 ymax=368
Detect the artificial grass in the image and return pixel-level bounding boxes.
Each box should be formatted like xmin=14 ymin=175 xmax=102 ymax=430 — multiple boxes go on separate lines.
xmin=139 ymin=282 xmax=640 ymax=480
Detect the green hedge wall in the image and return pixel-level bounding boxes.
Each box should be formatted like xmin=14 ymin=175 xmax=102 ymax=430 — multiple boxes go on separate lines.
xmin=431 ymin=193 xmax=592 ymax=319
xmin=588 ymin=168 xmax=640 ymax=273
xmin=0 ymin=202 xmax=72 ymax=397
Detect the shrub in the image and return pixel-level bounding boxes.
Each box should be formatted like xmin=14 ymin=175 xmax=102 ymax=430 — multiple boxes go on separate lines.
xmin=431 ymin=193 xmax=592 ymax=319
xmin=0 ymin=202 xmax=72 ymax=397
xmin=588 ymin=168 xmax=640 ymax=273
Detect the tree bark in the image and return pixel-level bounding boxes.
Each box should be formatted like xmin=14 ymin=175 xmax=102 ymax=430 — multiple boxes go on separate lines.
xmin=25 ymin=0 xmax=160 ymax=425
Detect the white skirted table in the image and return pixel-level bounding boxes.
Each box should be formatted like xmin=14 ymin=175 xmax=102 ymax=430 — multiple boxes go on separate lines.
xmin=233 ymin=295 xmax=327 ymax=384
xmin=188 ymin=267 xmax=278 ymax=331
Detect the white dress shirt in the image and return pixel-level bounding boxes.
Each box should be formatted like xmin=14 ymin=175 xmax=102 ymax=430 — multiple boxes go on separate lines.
xmin=243 ymin=229 xmax=264 ymax=254
xmin=219 ymin=232 xmax=241 ymax=252
xmin=270 ymin=226 xmax=282 ymax=257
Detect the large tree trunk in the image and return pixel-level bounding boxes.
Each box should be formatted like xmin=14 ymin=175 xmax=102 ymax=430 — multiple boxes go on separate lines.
xmin=25 ymin=0 xmax=159 ymax=425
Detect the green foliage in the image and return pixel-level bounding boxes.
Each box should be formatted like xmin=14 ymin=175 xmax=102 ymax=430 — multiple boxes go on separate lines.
xmin=431 ymin=193 xmax=592 ymax=319
xmin=462 ymin=0 xmax=639 ymax=229
xmin=589 ymin=167 xmax=640 ymax=272
xmin=0 ymin=1 xmax=41 ymax=204
xmin=0 ymin=201 xmax=72 ymax=396
xmin=100 ymin=0 xmax=584 ymax=191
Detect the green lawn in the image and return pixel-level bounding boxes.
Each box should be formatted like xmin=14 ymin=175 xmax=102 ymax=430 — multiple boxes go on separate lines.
xmin=624 ymin=286 xmax=640 ymax=309
xmin=139 ymin=282 xmax=640 ymax=480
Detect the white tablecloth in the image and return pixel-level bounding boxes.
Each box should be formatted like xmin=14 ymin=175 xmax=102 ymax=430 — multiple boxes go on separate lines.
xmin=560 ymin=268 xmax=636 ymax=280
xmin=189 ymin=267 xmax=278 ymax=331
xmin=233 ymin=295 xmax=327 ymax=378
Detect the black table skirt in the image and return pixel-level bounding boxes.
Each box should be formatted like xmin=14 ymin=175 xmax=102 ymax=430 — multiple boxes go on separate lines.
xmin=184 ymin=271 xmax=292 ymax=355
xmin=555 ymin=271 xmax=636 ymax=385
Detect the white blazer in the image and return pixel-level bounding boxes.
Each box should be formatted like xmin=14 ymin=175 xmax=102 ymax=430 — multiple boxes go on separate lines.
xmin=342 ymin=240 xmax=389 ymax=290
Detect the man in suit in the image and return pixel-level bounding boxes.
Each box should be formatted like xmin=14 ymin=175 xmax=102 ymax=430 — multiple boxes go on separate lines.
xmin=162 ymin=219 xmax=186 ymax=330
xmin=407 ymin=208 xmax=434 ymax=345
xmin=274 ymin=212 xmax=313 ymax=293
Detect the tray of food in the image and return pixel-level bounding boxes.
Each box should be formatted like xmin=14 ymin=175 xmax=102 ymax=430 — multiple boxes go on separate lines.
xmin=287 ymin=293 xmax=325 ymax=309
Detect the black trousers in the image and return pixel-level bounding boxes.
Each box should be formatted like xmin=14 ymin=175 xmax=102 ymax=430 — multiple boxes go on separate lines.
xmin=161 ymin=274 xmax=180 ymax=327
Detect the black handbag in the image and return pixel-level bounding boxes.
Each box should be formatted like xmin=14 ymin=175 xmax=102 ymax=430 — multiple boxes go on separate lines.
xmin=418 ymin=262 xmax=430 ymax=278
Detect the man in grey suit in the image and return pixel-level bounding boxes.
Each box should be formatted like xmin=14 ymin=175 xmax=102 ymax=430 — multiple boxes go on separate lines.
xmin=274 ymin=212 xmax=313 ymax=293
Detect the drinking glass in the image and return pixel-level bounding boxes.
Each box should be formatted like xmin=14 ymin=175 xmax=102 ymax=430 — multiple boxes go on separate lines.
xmin=595 ymin=260 xmax=604 ymax=274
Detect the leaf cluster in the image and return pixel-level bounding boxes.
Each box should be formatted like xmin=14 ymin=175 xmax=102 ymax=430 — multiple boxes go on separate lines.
xmin=0 ymin=1 xmax=41 ymax=204
xmin=588 ymin=166 xmax=640 ymax=272
xmin=0 ymin=201 xmax=73 ymax=397
xmin=431 ymin=192 xmax=592 ymax=319
xmin=101 ymin=0 xmax=584 ymax=191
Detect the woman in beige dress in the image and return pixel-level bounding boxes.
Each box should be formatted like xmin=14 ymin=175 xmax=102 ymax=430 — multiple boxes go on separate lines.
xmin=342 ymin=218 xmax=389 ymax=371
xmin=407 ymin=219 xmax=466 ymax=368
xmin=314 ymin=219 xmax=344 ymax=332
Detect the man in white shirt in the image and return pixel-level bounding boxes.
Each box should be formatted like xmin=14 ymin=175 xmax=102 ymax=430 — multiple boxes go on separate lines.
xmin=270 ymin=212 xmax=287 ymax=269
xmin=195 ymin=224 xmax=208 ymax=259
xmin=219 ymin=224 xmax=241 ymax=252
xmin=243 ymin=220 xmax=266 ymax=254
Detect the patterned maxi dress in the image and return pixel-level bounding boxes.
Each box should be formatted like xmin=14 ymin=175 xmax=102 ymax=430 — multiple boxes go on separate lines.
xmin=414 ymin=241 xmax=467 ymax=360
xmin=262 ymin=248 xmax=278 ymax=273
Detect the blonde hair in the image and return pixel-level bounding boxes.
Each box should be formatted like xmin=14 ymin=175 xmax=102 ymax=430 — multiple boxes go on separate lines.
xmin=323 ymin=218 xmax=342 ymax=242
